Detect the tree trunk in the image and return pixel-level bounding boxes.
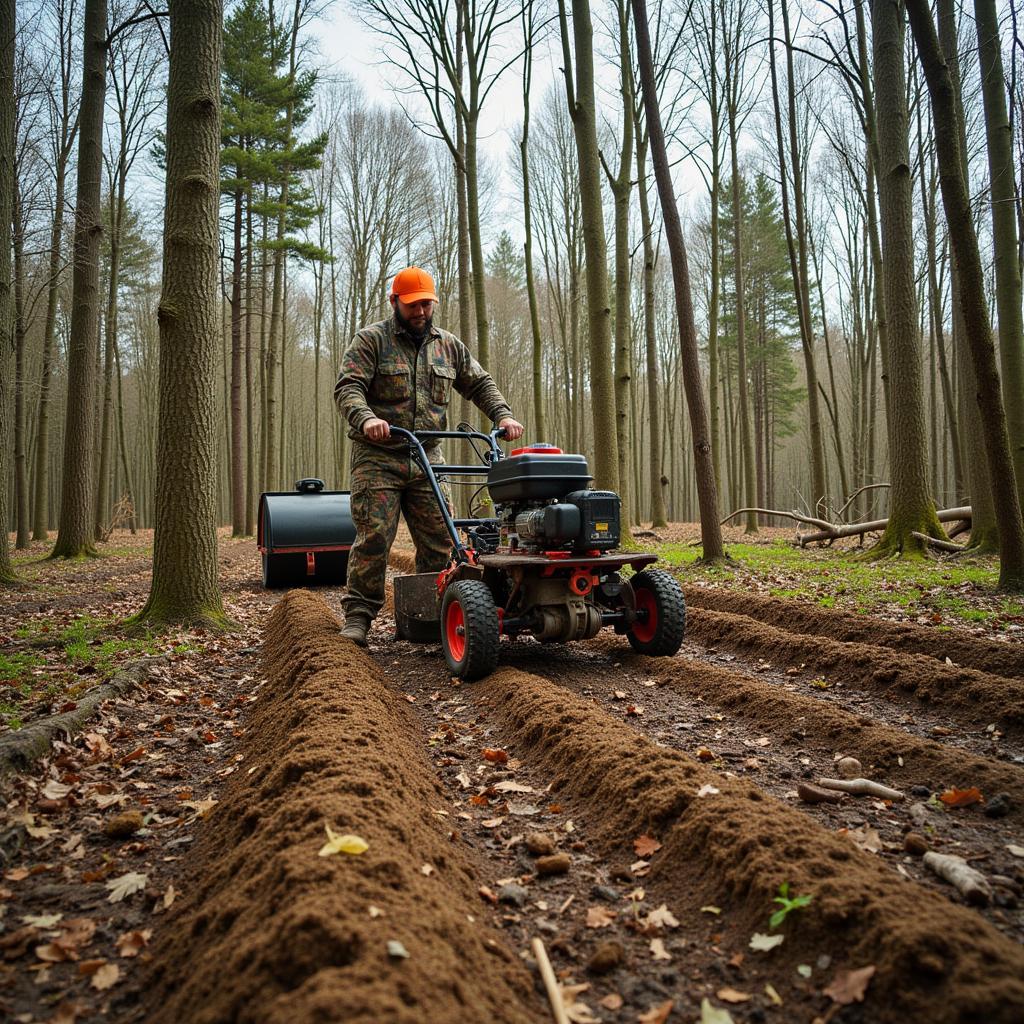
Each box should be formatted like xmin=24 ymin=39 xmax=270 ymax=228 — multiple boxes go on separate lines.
xmin=13 ymin=178 xmax=29 ymax=548
xmin=869 ymin=0 xmax=944 ymax=555
xmin=134 ymin=0 xmax=228 ymax=626
xmin=975 ymin=0 xmax=1024 ymax=512
xmin=558 ymin=0 xmax=620 ymax=492
xmin=230 ymin=181 xmax=245 ymax=535
xmin=52 ymin=0 xmax=106 ymax=559
xmin=112 ymin=334 xmax=136 ymax=532
xmin=907 ymin=0 xmax=1024 ymax=590
xmin=0 ymin=0 xmax=15 ymax=581
xmin=632 ymin=0 xmax=724 ymax=561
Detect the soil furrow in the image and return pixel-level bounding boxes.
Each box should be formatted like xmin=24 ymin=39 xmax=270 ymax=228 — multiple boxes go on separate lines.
xmin=475 ymin=667 xmax=1024 ymax=1023
xmin=687 ymin=606 xmax=1024 ymax=737
xmin=684 ymin=584 xmax=1024 ymax=680
xmin=144 ymin=591 xmax=542 ymax=1024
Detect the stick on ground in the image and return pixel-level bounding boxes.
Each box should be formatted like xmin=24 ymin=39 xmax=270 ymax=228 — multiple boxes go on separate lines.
xmin=532 ymin=937 xmax=570 ymax=1024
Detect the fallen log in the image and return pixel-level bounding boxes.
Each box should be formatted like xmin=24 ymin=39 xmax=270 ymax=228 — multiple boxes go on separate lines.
xmin=797 ymin=507 xmax=972 ymax=547
xmin=0 ymin=657 xmax=167 ymax=781
xmin=923 ymin=852 xmax=992 ymax=906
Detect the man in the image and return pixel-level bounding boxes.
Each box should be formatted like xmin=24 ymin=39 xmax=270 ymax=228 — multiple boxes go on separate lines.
xmin=334 ymin=266 xmax=524 ymax=646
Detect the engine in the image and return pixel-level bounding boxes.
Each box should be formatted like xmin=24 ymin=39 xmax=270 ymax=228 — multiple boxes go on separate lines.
xmin=485 ymin=445 xmax=621 ymax=553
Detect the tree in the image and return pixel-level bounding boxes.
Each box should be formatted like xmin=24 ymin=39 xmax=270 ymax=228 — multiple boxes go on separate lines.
xmin=975 ymin=0 xmax=1024 ymax=513
xmin=133 ymin=0 xmax=228 ymax=626
xmin=51 ymin=0 xmax=107 ymax=559
xmin=868 ymin=0 xmax=944 ymax=556
xmin=905 ymin=0 xmax=1024 ymax=591
xmin=557 ymin=0 xmax=619 ymax=493
xmin=632 ymin=0 xmax=724 ymax=561
xmin=0 ymin=0 xmax=15 ymax=581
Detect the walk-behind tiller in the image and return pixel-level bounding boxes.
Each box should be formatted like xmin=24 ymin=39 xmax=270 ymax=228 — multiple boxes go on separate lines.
xmin=391 ymin=427 xmax=686 ymax=680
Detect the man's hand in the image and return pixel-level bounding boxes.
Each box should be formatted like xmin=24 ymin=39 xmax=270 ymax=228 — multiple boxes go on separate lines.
xmin=498 ymin=417 xmax=525 ymax=441
xmin=362 ymin=417 xmax=391 ymax=442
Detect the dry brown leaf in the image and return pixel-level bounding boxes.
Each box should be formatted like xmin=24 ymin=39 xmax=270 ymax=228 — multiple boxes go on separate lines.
xmin=599 ymin=993 xmax=624 ymax=1010
xmin=91 ymin=962 xmax=120 ymax=991
xmin=559 ymin=982 xmax=598 ymax=1024
xmin=716 ymin=987 xmax=752 ymax=1003
xmin=115 ymin=930 xmax=151 ymax=958
xmin=938 ymin=787 xmax=983 ymax=808
xmin=637 ymin=999 xmax=674 ymax=1023
xmin=650 ymin=937 xmax=672 ymax=961
xmin=633 ymin=834 xmax=662 ymax=858
xmin=585 ymin=906 xmax=617 ymax=928
xmin=646 ymin=904 xmax=680 ymax=929
xmin=823 ymin=964 xmax=876 ymax=1005
xmin=482 ymin=748 xmax=509 ymax=764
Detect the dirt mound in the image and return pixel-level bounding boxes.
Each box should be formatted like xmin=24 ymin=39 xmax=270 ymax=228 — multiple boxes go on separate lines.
xmin=144 ymin=591 xmax=541 ymax=1024
xmin=685 ymin=585 xmax=1024 ymax=680
xmin=687 ymin=607 xmax=1024 ymax=736
xmin=587 ymin=637 xmax=1024 ymax=818
xmin=479 ymin=668 xmax=1024 ymax=1023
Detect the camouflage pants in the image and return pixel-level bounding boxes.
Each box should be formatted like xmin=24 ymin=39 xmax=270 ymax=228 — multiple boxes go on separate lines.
xmin=341 ymin=445 xmax=453 ymax=621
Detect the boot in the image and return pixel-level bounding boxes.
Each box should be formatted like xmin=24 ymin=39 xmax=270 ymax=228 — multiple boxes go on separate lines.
xmin=340 ymin=613 xmax=371 ymax=647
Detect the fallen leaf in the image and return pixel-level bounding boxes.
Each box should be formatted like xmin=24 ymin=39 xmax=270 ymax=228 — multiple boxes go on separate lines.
xmin=626 ymin=704 xmax=644 ymax=716
xmin=41 ymin=780 xmax=72 ymax=801
xmin=846 ymin=824 xmax=883 ymax=854
xmin=386 ymin=939 xmax=410 ymax=959
xmin=162 ymin=884 xmax=177 ymax=910
xmin=634 ymin=834 xmax=662 ymax=857
xmin=482 ymin=748 xmax=509 ymax=764
xmin=493 ymin=780 xmax=534 ymax=794
xmin=585 ymin=906 xmax=617 ymax=928
xmin=5 ymin=867 xmax=29 ymax=881
xmin=716 ymin=987 xmax=751 ymax=1003
xmin=650 ymin=937 xmax=672 ymax=961
xmin=420 ymin=863 xmax=434 ymax=876
xmin=91 ymin=962 xmax=120 ymax=991
xmin=21 ymin=913 xmax=62 ymax=929
xmin=646 ymin=904 xmax=680 ymax=929
xmin=105 ymin=872 xmax=148 ymax=903
xmin=1008 ymin=844 xmax=1024 ymax=858
xmin=115 ymin=930 xmax=151 ymax=958
xmin=764 ymin=983 xmax=782 ymax=1006
xmin=697 ymin=784 xmax=720 ymax=798
xmin=560 ymin=982 xmax=598 ymax=1024
xmin=638 ymin=999 xmax=674 ymax=1023
xmin=700 ymin=905 xmax=722 ymax=915
xmin=318 ymin=826 xmax=368 ymax=857
xmin=482 ymin=817 xmax=505 ymax=828
xmin=455 ymin=771 xmax=471 ymax=789
xmin=368 ymin=905 xmax=384 ymax=918
xmin=823 ymin=964 xmax=876 ymax=1005
xmin=699 ymin=998 xmax=734 ymax=1024
xmin=939 ymin=787 xmax=983 ymax=808
xmin=600 ymin=993 xmax=624 ymax=1010
xmin=630 ymin=859 xmax=650 ymax=876
xmin=696 ymin=748 xmax=715 ymax=762
xmin=749 ymin=932 xmax=785 ymax=952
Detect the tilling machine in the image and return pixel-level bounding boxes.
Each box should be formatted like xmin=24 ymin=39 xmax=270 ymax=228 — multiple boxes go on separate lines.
xmin=389 ymin=427 xmax=686 ymax=679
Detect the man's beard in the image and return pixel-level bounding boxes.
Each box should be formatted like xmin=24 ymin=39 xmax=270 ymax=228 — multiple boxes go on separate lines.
xmin=395 ymin=307 xmax=433 ymax=339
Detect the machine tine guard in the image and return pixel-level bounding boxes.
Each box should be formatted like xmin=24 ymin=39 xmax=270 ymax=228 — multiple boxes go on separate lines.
xmin=388 ymin=425 xmax=505 ymax=566
xmin=394 ymin=572 xmax=443 ymax=642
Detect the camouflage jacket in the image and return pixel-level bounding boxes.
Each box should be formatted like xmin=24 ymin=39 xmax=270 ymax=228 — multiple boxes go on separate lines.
xmin=334 ymin=316 xmax=513 ymax=451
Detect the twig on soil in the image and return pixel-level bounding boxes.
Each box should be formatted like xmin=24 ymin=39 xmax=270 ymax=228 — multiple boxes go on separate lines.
xmin=532 ymin=937 xmax=570 ymax=1024
xmin=0 ymin=657 xmax=168 ymax=782
xmin=816 ymin=777 xmax=905 ymax=801
xmin=923 ymin=852 xmax=992 ymax=906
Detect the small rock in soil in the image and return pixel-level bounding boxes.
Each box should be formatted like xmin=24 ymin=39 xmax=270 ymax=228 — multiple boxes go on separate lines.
xmin=103 ymin=811 xmax=144 ymax=838
xmin=904 ymin=832 xmax=929 ymax=856
xmin=497 ymin=883 xmax=529 ymax=907
xmin=798 ymin=783 xmax=843 ymax=805
xmin=587 ymin=941 xmax=625 ymax=975
xmin=836 ymin=756 xmax=862 ymax=779
xmin=525 ymin=832 xmax=556 ymax=856
xmin=984 ymin=793 xmax=1012 ymax=819
xmin=911 ymin=785 xmax=932 ymax=797
xmin=909 ymin=802 xmax=929 ymax=825
xmin=535 ymin=853 xmax=571 ymax=877
xmin=591 ymin=884 xmax=620 ymax=902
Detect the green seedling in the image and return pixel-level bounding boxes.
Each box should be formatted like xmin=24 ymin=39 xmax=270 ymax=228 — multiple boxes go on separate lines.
xmin=769 ymin=882 xmax=813 ymax=930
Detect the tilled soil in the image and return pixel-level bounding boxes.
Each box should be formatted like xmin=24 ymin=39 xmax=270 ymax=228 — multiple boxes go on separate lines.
xmin=5 ymin=534 xmax=1024 ymax=1023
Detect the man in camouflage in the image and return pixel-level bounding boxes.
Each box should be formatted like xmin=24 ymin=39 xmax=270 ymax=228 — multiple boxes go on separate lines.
xmin=334 ymin=266 xmax=524 ymax=646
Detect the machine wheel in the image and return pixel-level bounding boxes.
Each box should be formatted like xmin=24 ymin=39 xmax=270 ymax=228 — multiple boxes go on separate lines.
xmin=441 ymin=580 xmax=500 ymax=680
xmin=627 ymin=570 xmax=686 ymax=656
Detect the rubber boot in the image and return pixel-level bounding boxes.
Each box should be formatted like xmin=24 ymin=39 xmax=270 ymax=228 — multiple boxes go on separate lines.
xmin=340 ymin=613 xmax=371 ymax=648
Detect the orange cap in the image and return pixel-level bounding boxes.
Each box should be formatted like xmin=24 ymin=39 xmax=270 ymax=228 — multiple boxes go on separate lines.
xmin=390 ymin=266 xmax=439 ymax=303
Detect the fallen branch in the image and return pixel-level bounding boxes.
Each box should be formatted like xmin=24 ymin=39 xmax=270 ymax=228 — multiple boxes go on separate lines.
xmin=923 ymin=851 xmax=992 ymax=906
xmin=532 ymin=937 xmax=570 ymax=1024
xmin=722 ymin=507 xmax=835 ymax=531
xmin=798 ymin=782 xmax=844 ymax=804
xmin=911 ymin=531 xmax=966 ymax=553
xmin=816 ymin=777 xmax=905 ymax=801
xmin=798 ymin=506 xmax=972 ymax=547
xmin=0 ymin=657 xmax=168 ymax=782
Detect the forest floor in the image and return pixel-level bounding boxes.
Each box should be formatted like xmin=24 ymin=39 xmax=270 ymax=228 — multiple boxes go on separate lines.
xmin=2 ymin=525 xmax=1024 ymax=1023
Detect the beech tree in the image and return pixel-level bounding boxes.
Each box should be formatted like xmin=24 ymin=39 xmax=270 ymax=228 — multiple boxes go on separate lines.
xmin=134 ymin=0 xmax=227 ymax=626
xmin=0 ymin=0 xmax=15 ymax=582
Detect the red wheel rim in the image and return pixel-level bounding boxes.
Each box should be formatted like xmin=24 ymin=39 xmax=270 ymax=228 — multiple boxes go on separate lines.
xmin=445 ymin=599 xmax=466 ymax=661
xmin=632 ymin=587 xmax=658 ymax=643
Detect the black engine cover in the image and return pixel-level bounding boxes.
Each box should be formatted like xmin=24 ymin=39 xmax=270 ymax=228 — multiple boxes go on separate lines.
xmin=564 ymin=490 xmax=620 ymax=550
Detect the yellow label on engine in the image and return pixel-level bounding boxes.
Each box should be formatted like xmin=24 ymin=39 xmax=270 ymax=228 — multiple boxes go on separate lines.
xmin=595 ymin=522 xmax=608 ymax=531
